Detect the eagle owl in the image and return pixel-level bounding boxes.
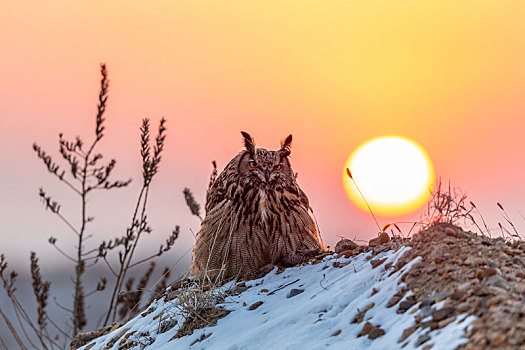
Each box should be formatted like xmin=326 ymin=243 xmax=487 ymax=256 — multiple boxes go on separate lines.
xmin=191 ymin=132 xmax=323 ymax=281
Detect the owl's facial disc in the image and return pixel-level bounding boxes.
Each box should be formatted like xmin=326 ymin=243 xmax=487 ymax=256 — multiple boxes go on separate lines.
xmin=248 ymin=149 xmax=283 ymax=184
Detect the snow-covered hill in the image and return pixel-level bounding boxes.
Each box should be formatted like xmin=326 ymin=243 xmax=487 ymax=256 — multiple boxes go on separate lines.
xmin=77 ymin=245 xmax=475 ymax=349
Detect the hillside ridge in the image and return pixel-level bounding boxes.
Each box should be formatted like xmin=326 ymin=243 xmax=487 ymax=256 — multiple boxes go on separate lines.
xmin=75 ymin=224 xmax=525 ymax=349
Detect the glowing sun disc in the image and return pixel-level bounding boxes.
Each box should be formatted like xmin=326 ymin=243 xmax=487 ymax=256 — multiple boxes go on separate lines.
xmin=343 ymin=136 xmax=434 ymax=217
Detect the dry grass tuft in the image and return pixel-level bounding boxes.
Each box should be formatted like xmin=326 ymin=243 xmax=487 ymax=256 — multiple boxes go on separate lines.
xmin=169 ymin=274 xmax=233 ymax=339
xmin=377 ymin=177 xmax=522 ymax=242
xmin=150 ymin=265 xmax=244 ymax=343
xmin=422 ymin=178 xmax=473 ymax=229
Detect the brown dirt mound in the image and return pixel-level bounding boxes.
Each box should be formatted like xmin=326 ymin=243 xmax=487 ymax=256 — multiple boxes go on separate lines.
xmin=383 ymin=223 xmax=525 ymax=349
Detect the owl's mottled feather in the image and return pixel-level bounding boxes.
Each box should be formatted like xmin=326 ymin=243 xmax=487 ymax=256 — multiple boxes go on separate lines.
xmin=191 ymin=132 xmax=323 ymax=281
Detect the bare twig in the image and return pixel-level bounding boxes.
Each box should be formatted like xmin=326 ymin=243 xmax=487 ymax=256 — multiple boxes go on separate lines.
xmin=0 ymin=305 xmax=27 ymax=350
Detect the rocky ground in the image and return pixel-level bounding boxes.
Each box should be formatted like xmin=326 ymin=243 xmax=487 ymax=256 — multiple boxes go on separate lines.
xmin=345 ymin=223 xmax=525 ymax=349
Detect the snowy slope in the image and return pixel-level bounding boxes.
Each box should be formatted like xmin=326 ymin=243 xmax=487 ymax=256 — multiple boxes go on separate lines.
xmin=78 ymin=247 xmax=475 ymax=350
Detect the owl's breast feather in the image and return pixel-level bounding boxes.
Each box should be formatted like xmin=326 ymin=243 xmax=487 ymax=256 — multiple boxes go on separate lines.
xmin=258 ymin=189 xmax=269 ymax=222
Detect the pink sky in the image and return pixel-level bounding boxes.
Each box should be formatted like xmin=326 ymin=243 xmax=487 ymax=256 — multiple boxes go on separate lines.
xmin=1 ymin=0 xmax=523 ymax=268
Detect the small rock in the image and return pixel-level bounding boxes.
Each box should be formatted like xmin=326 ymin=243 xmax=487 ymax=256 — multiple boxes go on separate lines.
xmin=445 ymin=227 xmax=456 ymax=237
xmin=486 ymin=294 xmax=506 ymax=307
xmin=450 ymin=289 xmax=467 ymax=301
xmin=472 ymin=285 xmax=490 ymax=296
xmin=399 ymin=325 xmax=417 ymax=342
xmin=371 ymin=288 xmax=379 ymax=296
xmin=373 ymin=245 xmax=390 ymax=254
xmin=331 ymin=329 xmax=342 ymax=337
xmin=421 ymin=291 xmax=453 ymax=307
xmin=397 ymin=300 xmax=417 ymax=314
xmin=485 ymin=275 xmax=509 ymax=290
xmin=419 ymin=305 xmax=433 ymax=318
xmin=512 ymin=257 xmax=525 ymax=268
xmin=338 ymin=250 xmax=354 ymax=258
xmin=474 ymin=257 xmax=485 ymax=265
xmin=432 ymin=307 xmax=455 ymax=322
xmin=364 ymin=302 xmax=375 ymax=311
xmin=358 ymin=322 xmax=373 ymax=337
xmin=443 ymin=237 xmax=457 ymax=245
xmin=167 ymin=290 xmax=178 ymax=300
xmin=477 ymin=267 xmax=498 ymax=279
xmin=413 ymin=233 xmax=424 ymax=241
xmin=370 ymin=258 xmax=387 ymax=269
xmin=301 ymin=248 xmax=322 ymax=260
xmin=456 ymin=302 xmax=470 ymax=313
xmin=249 ymin=301 xmax=263 ymax=310
xmin=488 ymin=260 xmax=500 ymax=268
xmin=332 ymin=261 xmax=341 ymax=268
xmin=232 ymin=284 xmax=249 ymax=294
xmin=369 ymin=232 xmax=390 ymax=247
xmin=287 ymin=288 xmax=305 ymax=298
xmin=417 ymin=334 xmax=431 ymax=346
xmin=420 ymin=320 xmax=432 ymax=329
xmin=335 ymin=239 xmax=358 ymax=253
xmin=487 ymin=285 xmax=507 ymax=295
xmin=438 ymin=316 xmax=456 ymax=328
xmin=387 ymin=295 xmax=402 ymax=308
xmin=368 ymin=326 xmax=386 ymax=340
xmin=463 ymin=257 xmax=474 ymax=265
xmin=487 ymin=331 xmax=506 ymax=347
xmin=456 ymin=230 xmax=470 ymax=239
xmin=352 ymin=303 xmax=375 ymax=323
xmin=257 ymin=264 xmax=276 ymax=277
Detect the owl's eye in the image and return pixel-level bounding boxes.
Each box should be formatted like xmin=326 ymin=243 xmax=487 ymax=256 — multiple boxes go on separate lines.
xmin=249 ymin=161 xmax=258 ymax=168
xmin=274 ymin=164 xmax=282 ymax=170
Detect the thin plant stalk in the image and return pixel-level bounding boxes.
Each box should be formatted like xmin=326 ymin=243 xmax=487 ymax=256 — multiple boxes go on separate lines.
xmin=346 ymin=168 xmax=381 ymax=232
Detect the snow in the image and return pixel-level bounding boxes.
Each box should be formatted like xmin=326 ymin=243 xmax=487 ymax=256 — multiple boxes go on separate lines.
xmin=78 ymin=247 xmax=475 ymax=350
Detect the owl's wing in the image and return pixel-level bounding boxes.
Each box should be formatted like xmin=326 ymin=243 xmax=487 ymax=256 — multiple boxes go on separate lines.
xmin=205 ymin=169 xmax=228 ymax=212
xmin=297 ymin=185 xmax=310 ymax=209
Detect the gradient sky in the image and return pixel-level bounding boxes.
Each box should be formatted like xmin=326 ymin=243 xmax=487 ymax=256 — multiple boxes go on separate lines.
xmin=1 ymin=0 xmax=524 ymax=269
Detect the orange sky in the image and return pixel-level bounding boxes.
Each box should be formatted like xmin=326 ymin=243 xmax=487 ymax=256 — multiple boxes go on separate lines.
xmin=1 ymin=0 xmax=524 ymax=267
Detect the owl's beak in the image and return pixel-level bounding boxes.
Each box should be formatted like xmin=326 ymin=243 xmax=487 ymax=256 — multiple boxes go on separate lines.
xmin=264 ymin=168 xmax=271 ymax=182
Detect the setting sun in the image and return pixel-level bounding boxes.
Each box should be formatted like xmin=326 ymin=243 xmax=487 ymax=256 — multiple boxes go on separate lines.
xmin=343 ymin=136 xmax=434 ymax=217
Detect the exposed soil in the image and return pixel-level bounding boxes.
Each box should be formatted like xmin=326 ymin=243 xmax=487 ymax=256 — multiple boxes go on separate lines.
xmin=347 ymin=223 xmax=525 ymax=349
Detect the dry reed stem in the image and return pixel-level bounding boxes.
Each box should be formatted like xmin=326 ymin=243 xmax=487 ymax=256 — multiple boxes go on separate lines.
xmin=0 ymin=305 xmax=27 ymax=350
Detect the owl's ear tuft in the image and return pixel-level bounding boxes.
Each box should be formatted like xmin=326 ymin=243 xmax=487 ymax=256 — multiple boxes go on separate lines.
xmin=280 ymin=134 xmax=293 ymax=157
xmin=241 ymin=131 xmax=256 ymax=155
